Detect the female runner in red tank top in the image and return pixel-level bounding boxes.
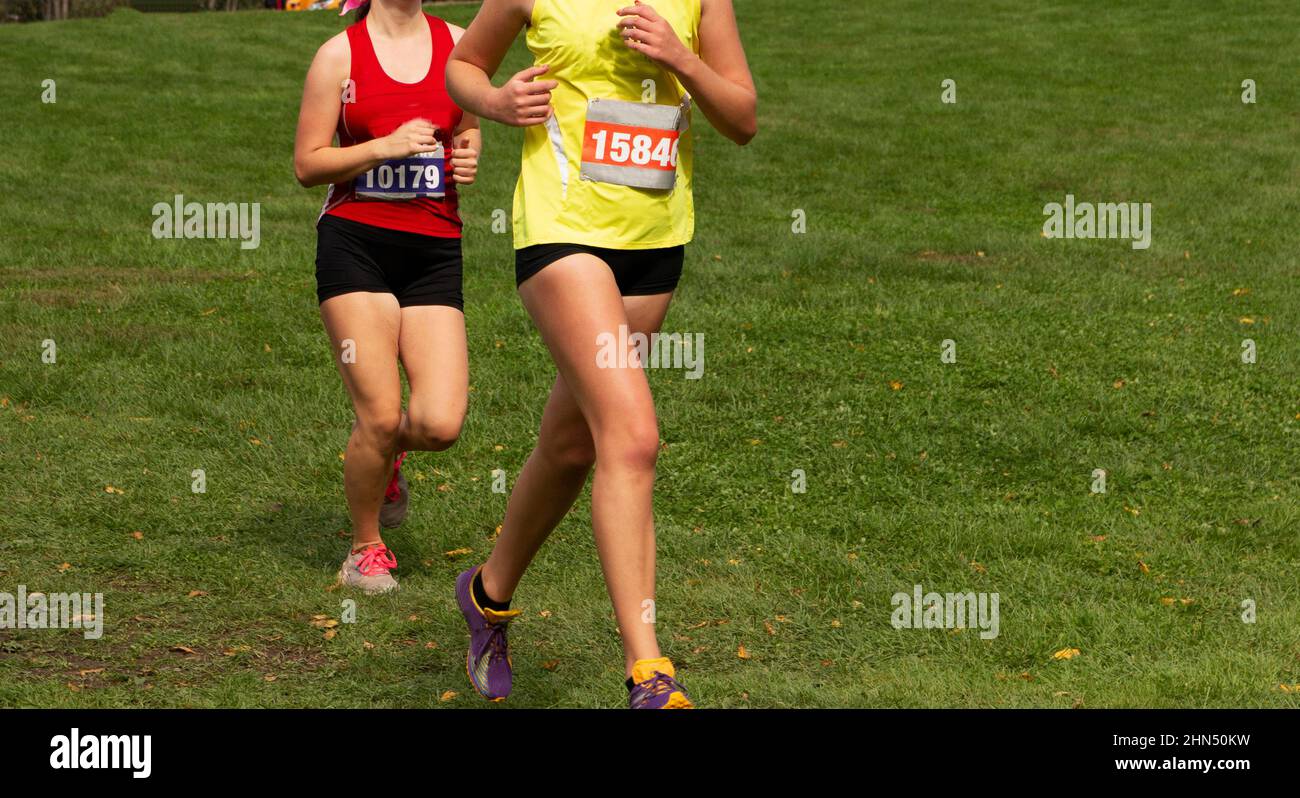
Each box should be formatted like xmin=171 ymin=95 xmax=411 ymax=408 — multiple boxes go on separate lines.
xmin=294 ymin=0 xmax=480 ymax=595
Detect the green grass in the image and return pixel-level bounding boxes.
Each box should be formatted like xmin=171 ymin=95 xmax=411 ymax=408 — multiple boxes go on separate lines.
xmin=1 ymin=0 xmax=1298 ymax=708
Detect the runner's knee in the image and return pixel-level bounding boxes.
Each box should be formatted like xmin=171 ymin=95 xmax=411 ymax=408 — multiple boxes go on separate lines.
xmin=542 ymin=422 xmax=597 ymax=472
xmin=593 ymin=416 xmax=659 ymax=473
xmin=406 ymin=405 xmax=464 ymax=452
xmin=356 ymin=406 xmax=403 ymax=452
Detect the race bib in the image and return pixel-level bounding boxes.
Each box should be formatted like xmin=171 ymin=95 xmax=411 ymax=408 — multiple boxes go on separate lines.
xmin=356 ymin=146 xmax=445 ymax=200
xmin=579 ymin=98 xmax=681 ymax=191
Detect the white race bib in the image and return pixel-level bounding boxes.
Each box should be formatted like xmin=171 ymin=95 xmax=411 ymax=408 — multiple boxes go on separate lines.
xmin=356 ymin=146 xmax=445 ymax=200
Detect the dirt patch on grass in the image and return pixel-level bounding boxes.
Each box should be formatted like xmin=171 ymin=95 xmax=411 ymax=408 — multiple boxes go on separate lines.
xmin=0 ymin=615 xmax=331 ymax=694
xmin=915 ymin=250 xmax=988 ymax=264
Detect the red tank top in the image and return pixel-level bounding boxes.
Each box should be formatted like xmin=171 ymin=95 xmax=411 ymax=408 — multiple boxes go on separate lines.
xmin=321 ymin=13 xmax=463 ymax=238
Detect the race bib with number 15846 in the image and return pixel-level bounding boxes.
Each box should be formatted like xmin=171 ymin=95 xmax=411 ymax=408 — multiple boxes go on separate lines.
xmin=579 ymin=98 xmax=682 ymax=191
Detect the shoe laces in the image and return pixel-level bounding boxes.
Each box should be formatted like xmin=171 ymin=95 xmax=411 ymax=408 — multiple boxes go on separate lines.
xmin=355 ymin=544 xmax=396 ymax=576
xmin=633 ymin=671 xmax=681 ymax=700
xmin=484 ymin=619 xmax=511 ymax=661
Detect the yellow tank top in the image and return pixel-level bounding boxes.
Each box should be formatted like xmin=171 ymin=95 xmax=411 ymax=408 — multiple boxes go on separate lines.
xmin=512 ymin=0 xmax=700 ymax=250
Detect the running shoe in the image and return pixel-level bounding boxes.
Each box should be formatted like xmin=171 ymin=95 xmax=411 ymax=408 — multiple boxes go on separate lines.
xmin=455 ymin=565 xmax=520 ymax=701
xmin=628 ymin=657 xmax=694 ymax=709
xmin=336 ymin=543 xmax=399 ymax=595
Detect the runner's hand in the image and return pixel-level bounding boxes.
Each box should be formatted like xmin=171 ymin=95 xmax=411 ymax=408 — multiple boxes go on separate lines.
xmin=376 ymin=118 xmax=440 ymax=160
xmin=451 ymin=136 xmax=478 ymax=185
xmin=617 ymin=2 xmax=690 ymax=72
xmin=490 ymin=65 xmax=557 ymax=127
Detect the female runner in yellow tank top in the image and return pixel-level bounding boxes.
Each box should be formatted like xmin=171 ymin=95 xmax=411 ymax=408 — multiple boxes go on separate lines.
xmin=447 ymin=0 xmax=755 ymax=708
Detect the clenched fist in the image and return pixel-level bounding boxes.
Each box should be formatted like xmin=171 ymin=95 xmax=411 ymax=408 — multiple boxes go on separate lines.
xmin=375 ymin=118 xmax=440 ymax=160
xmin=488 ymin=65 xmax=558 ymax=127
xmin=450 ymin=136 xmax=479 ymax=185
xmin=618 ymin=2 xmax=691 ymax=72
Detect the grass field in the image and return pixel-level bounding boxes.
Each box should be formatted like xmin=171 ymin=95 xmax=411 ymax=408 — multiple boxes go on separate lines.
xmin=1 ymin=0 xmax=1298 ymax=708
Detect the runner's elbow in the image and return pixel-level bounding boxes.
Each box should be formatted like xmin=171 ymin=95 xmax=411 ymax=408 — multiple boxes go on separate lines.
xmin=732 ymin=95 xmax=758 ymax=145
xmin=294 ymin=157 xmax=322 ymax=188
xmin=732 ymin=118 xmax=757 ymax=146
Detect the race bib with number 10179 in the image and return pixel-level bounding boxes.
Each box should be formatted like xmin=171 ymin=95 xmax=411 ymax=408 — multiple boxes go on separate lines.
xmin=579 ymin=98 xmax=682 ymax=191
xmin=356 ymin=145 xmax=445 ymax=201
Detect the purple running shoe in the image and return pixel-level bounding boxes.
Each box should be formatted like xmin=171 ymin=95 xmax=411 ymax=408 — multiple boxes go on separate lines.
xmin=628 ymin=657 xmax=694 ymax=709
xmin=455 ymin=565 xmax=520 ymax=701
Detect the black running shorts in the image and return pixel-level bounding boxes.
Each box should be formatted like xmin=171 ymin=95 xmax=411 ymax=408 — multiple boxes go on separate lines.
xmin=316 ymin=215 xmax=464 ymax=310
xmin=514 ymin=243 xmax=684 ymax=296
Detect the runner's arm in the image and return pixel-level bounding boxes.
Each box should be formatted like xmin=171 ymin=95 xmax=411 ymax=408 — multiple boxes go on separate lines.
xmin=449 ymin=24 xmax=483 ymax=184
xmin=447 ymin=0 xmax=557 ymax=127
xmin=621 ymin=0 xmax=757 ymax=145
xmin=294 ymin=34 xmax=440 ymax=187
